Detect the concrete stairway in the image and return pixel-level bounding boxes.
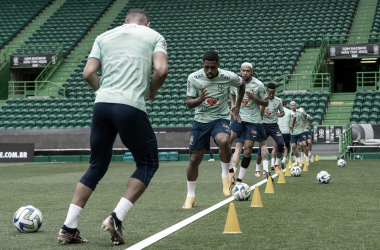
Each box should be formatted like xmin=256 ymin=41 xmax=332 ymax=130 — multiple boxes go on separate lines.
xmin=323 ymin=93 xmax=356 ymax=126
xmin=347 ymin=0 xmax=377 ymax=44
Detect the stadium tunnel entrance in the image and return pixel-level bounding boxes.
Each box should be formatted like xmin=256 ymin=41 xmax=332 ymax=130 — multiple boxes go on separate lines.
xmin=327 ymin=57 xmax=380 ymax=92
xmin=10 ymin=67 xmax=44 ymax=82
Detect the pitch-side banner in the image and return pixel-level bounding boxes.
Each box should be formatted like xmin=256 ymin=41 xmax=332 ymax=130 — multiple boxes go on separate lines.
xmin=330 ymin=126 xmax=346 ymax=142
xmin=314 ymin=126 xmax=330 ymax=143
xmin=352 ymin=124 xmax=380 ymax=145
xmin=0 ymin=143 xmax=34 ymax=162
xmin=326 ymin=44 xmax=380 ymax=58
xmin=10 ymin=54 xmax=57 ymax=67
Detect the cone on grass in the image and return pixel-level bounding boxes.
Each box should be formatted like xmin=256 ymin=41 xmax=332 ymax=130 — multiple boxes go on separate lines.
xmin=302 ymin=157 xmax=306 ymax=165
xmin=277 ymin=169 xmax=286 ymax=183
xmin=315 ymin=154 xmax=319 ymax=161
xmin=285 ymin=163 xmax=291 ymax=176
xmin=265 ymin=175 xmax=274 ymax=193
xmin=303 ymin=162 xmax=309 ymax=172
xmin=288 ymin=158 xmax=293 ymax=167
xmin=250 ymin=186 xmax=263 ymax=207
xmin=223 ymin=203 xmax=242 ymax=234
xmin=311 ymin=155 xmax=314 ymax=162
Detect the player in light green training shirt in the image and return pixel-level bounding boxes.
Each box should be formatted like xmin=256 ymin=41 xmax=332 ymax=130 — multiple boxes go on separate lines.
xmin=183 ymin=51 xmax=245 ymax=209
xmin=229 ymin=62 xmax=273 ymax=184
xmin=277 ymin=101 xmax=292 ymax=168
xmin=300 ymin=110 xmax=314 ymax=161
xmin=256 ymin=83 xmax=285 ymax=175
xmin=289 ymin=101 xmax=308 ymax=167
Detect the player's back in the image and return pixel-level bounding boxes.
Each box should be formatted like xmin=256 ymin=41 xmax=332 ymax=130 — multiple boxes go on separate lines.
xmin=92 ymin=24 xmax=166 ymax=112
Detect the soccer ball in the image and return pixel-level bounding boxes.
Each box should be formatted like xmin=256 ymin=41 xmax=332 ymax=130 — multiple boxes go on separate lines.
xmin=233 ymin=183 xmax=251 ymax=201
xmin=13 ymin=205 xmax=43 ymax=233
xmin=337 ymin=159 xmax=346 ymax=167
xmin=317 ymin=171 xmax=331 ymax=184
xmin=290 ymin=166 xmax=302 ymax=177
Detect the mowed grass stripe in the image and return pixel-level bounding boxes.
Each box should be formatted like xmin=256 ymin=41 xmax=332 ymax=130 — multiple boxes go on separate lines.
xmin=0 ymin=160 xmax=379 ymax=249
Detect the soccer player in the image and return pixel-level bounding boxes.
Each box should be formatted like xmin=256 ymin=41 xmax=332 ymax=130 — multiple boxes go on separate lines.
xmin=301 ymin=111 xmax=314 ymax=158
xmin=228 ymin=62 xmax=269 ymax=184
xmin=182 ymin=51 xmax=245 ymax=209
xmin=289 ymin=101 xmax=308 ymax=167
xmin=57 ymin=9 xmax=168 ymax=245
xmin=277 ymin=101 xmax=292 ymax=169
xmin=255 ymin=83 xmax=285 ymax=175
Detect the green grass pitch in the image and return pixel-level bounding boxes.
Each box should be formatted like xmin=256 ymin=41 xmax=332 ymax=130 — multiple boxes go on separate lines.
xmin=1 ymin=160 xmax=379 ymax=249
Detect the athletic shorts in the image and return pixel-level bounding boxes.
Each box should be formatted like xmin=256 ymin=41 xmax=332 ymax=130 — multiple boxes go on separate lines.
xmin=257 ymin=123 xmax=285 ymax=156
xmin=230 ymin=118 xmax=245 ymax=143
xmin=291 ymin=133 xmax=307 ymax=144
xmin=304 ymin=131 xmax=312 ymax=140
xmin=189 ymin=119 xmax=231 ymax=150
xmin=282 ymin=133 xmax=291 ymax=143
xmin=230 ymin=119 xmax=266 ymax=142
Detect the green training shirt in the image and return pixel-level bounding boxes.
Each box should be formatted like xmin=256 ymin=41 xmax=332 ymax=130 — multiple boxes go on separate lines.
xmin=278 ymin=107 xmax=292 ymax=134
xmin=291 ymin=108 xmax=306 ymax=135
xmin=263 ymin=96 xmax=284 ymax=124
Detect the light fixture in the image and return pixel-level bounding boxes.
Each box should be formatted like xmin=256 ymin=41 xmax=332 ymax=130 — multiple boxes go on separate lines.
xmin=360 ymin=61 xmax=377 ymax=63
xmin=361 ymin=58 xmax=378 ymax=60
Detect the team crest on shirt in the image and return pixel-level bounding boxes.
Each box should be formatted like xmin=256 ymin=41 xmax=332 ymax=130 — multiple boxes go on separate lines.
xmin=204 ymin=97 xmax=220 ymax=106
xmin=218 ymin=84 xmax=224 ymax=93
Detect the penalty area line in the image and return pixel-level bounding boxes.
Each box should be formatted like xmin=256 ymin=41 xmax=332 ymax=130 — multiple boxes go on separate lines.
xmin=125 ymin=173 xmax=279 ymax=250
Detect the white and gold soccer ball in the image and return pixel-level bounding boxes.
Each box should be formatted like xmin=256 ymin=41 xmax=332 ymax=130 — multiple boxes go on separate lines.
xmin=233 ymin=183 xmax=251 ymax=201
xmin=13 ymin=205 xmax=43 ymax=233
xmin=290 ymin=166 xmax=302 ymax=177
xmin=337 ymin=159 xmax=346 ymax=167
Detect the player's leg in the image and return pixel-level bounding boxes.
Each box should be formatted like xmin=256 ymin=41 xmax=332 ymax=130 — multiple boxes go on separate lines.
xmin=300 ymin=134 xmax=309 ymax=165
xmin=307 ymin=132 xmax=312 ymax=156
xmin=182 ymin=120 xmax=209 ymax=208
xmin=299 ymin=143 xmax=304 ymax=160
xmin=271 ymin=141 xmax=277 ymax=171
xmin=291 ymin=134 xmax=302 ymax=166
xmin=231 ymin=141 xmax=243 ymax=184
xmin=281 ymin=134 xmax=291 ymax=169
xmin=208 ymin=148 xmax=215 ymax=161
xmin=214 ymin=131 xmax=233 ymax=196
xmin=236 ymin=139 xmax=254 ymax=184
xmin=58 ymin=103 xmax=118 ymax=244
xmin=256 ymin=144 xmax=262 ymax=177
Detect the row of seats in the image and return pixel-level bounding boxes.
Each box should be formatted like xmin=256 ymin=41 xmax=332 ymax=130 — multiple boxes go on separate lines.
xmin=350 ymin=90 xmax=380 ymax=124
xmin=0 ymin=0 xmax=52 ymax=49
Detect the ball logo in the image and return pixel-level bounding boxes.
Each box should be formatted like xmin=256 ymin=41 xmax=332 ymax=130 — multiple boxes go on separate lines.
xmin=241 ymin=99 xmax=250 ymax=106
xmin=204 ymin=98 xmax=219 ymax=106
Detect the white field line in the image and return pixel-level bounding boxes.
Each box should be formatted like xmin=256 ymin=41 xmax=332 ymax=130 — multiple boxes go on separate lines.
xmin=126 ymin=172 xmax=280 ymax=250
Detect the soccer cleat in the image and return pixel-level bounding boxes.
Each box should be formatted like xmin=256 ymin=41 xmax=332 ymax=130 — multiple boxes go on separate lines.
xmin=293 ymin=161 xmax=299 ymax=166
xmin=270 ymin=166 xmax=274 ymax=171
xmin=281 ymin=162 xmax=285 ymax=170
xmin=255 ymin=171 xmax=261 ymax=177
xmin=222 ymin=177 xmax=232 ymax=196
xmin=182 ymin=197 xmax=194 ymax=209
xmin=101 ymin=213 xmax=125 ymax=245
xmin=274 ymin=165 xmax=281 ymax=175
xmin=57 ymin=228 xmax=89 ymax=245
xmin=208 ymin=158 xmax=215 ymax=161
xmin=229 ymin=169 xmax=236 ymax=185
xmin=298 ymin=161 xmax=303 ymax=167
xmin=262 ymin=170 xmax=274 ymax=183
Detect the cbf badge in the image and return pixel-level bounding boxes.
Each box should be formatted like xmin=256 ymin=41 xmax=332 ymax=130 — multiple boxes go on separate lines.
xmin=218 ymin=84 xmax=224 ymax=93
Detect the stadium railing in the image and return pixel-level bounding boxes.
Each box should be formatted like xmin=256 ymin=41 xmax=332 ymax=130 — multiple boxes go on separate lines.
xmin=356 ymin=71 xmax=380 ymax=91
xmin=339 ymin=126 xmax=352 ymax=159
xmin=269 ymin=73 xmax=331 ymax=92
xmin=35 ymin=47 xmax=64 ymax=82
xmin=8 ymin=81 xmax=65 ymax=99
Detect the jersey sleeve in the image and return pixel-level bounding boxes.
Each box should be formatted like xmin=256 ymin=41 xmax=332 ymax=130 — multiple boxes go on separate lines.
xmin=89 ymin=38 xmax=101 ymax=60
xmin=307 ymin=114 xmax=312 ymax=120
xmin=228 ymin=72 xmax=243 ymax=88
xmin=230 ymin=86 xmax=237 ymax=96
xmin=186 ymin=75 xmax=198 ymax=97
xmin=153 ymin=35 xmax=167 ymax=55
xmin=258 ymin=84 xmax=268 ymax=99
xmin=278 ymin=99 xmax=284 ymax=112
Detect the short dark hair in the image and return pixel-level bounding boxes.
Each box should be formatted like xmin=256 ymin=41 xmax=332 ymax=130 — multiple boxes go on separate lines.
xmin=267 ymin=82 xmax=276 ymax=89
xmin=125 ymin=9 xmax=150 ymax=23
xmin=282 ymin=100 xmax=287 ymax=106
xmin=203 ymin=50 xmax=219 ymax=62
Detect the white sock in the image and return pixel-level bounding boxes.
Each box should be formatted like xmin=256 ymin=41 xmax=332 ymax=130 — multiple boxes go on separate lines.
xmin=271 ymin=158 xmax=274 ymax=167
xmin=305 ymin=155 xmax=309 ymax=162
xmin=309 ymin=151 xmax=311 ymax=156
xmin=296 ymin=157 xmax=301 ymax=162
xmin=187 ymin=181 xmax=196 ymax=198
xmin=281 ymin=157 xmax=286 ymax=163
xmin=221 ymin=161 xmax=230 ymax=178
xmin=263 ymin=160 xmax=269 ymax=172
xmin=113 ymin=197 xmax=133 ymax=221
xmin=256 ymin=164 xmax=260 ymax=172
xmin=229 ymin=161 xmax=233 ymax=170
xmin=238 ymin=167 xmax=247 ymax=180
xmin=300 ymin=152 xmax=304 ymax=158
xmin=64 ymin=204 xmax=83 ymax=229
xmin=276 ymin=157 xmax=281 ymax=165
xmin=233 ymin=167 xmax=237 ymax=173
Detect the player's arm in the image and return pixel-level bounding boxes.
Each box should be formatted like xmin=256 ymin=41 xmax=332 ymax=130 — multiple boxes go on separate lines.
xmin=229 ymin=93 xmax=236 ymax=107
xmin=289 ymin=114 xmax=296 ymax=132
xmin=146 ymin=52 xmax=168 ymax=102
xmin=306 ymin=116 xmax=314 ymax=129
xmin=276 ymin=101 xmax=285 ymax=117
xmin=301 ymin=114 xmax=307 ymax=130
xmin=83 ymin=58 xmax=101 ymax=91
xmin=186 ymin=86 xmax=210 ymax=109
xmin=276 ymin=111 xmax=285 ymax=117
xmin=245 ymin=89 xmax=269 ymax=106
xmin=260 ymin=105 xmax=265 ymax=120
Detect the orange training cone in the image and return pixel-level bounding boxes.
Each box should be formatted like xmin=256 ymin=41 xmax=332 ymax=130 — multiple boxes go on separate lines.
xmin=265 ymin=175 xmax=274 ymax=193
xmin=250 ymin=186 xmax=263 ymax=207
xmin=223 ymin=203 xmax=242 ymax=234
xmin=303 ymin=162 xmax=309 ymax=172
xmin=277 ymin=169 xmax=286 ymax=183
xmin=315 ymin=154 xmax=319 ymax=161
xmin=311 ymin=155 xmax=315 ymax=162
xmin=285 ymin=164 xmax=291 ymax=176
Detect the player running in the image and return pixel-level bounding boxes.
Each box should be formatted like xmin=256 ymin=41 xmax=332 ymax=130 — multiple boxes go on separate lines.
xmin=289 ymin=101 xmax=308 ymax=166
xmin=255 ymin=83 xmax=285 ymax=175
xmin=277 ymin=101 xmax=292 ymax=169
xmin=182 ymin=51 xmax=245 ymax=209
xmin=57 ymin=9 xmax=168 ymax=245
xmin=228 ymin=62 xmax=269 ymax=184
xmin=301 ymin=111 xmax=314 ymax=158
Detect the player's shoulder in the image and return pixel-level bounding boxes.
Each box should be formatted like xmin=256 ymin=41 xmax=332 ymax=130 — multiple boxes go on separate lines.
xmin=250 ymin=77 xmax=264 ymax=87
xmin=188 ymin=69 xmax=205 ymax=81
xmin=274 ymin=96 xmax=282 ymax=103
xmin=95 ymin=26 xmax=122 ymax=41
xmin=218 ymin=68 xmax=237 ymax=79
